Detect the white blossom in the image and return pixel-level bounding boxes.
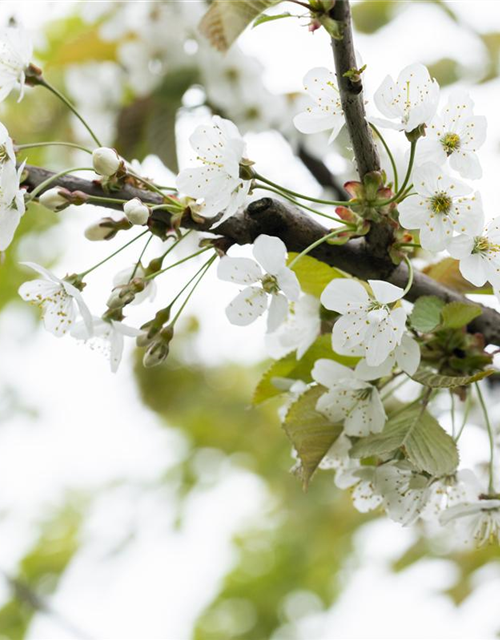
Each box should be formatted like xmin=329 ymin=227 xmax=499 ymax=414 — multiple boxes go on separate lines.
xmin=176 ymin=116 xmax=252 ymax=227
xmin=39 ymin=188 xmax=70 ymax=212
xmin=416 ymin=91 xmax=487 ymax=179
xmin=265 ymin=294 xmax=320 ymax=360
xmin=398 ymin=162 xmax=483 ymax=252
xmin=375 ymin=461 xmax=433 ymax=526
xmin=440 ymin=498 xmax=500 ymax=547
xmin=218 ymin=234 xmax=300 ymax=332
xmin=373 ymin=63 xmax=439 ymax=133
xmin=355 ymin=333 xmax=421 ymax=380
xmin=321 ymin=278 xmax=407 ymax=367
xmin=312 ymin=359 xmax=386 ymax=436
xmin=0 ymin=122 xmax=15 ymax=164
xmin=72 ymin=316 xmax=140 ymax=373
xmin=18 ymin=262 xmax=93 ymax=338
xmin=447 ymin=215 xmax=500 ymax=289
xmin=0 ymin=25 xmax=33 ymax=103
xmin=293 ymin=67 xmax=345 ymax=143
xmin=0 ymin=162 xmax=26 ymax=251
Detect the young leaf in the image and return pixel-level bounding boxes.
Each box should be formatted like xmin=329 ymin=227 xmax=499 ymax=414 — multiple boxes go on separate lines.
xmin=410 ymin=296 xmax=445 ymax=333
xmin=253 ymin=12 xmax=293 ymax=27
xmin=253 ymin=334 xmax=358 ymax=404
xmin=423 ymin=258 xmax=493 ymax=294
xmin=283 ymin=386 xmax=342 ymax=489
xmin=441 ymin=301 xmax=482 ymax=329
xmin=351 ymin=404 xmax=459 ymax=476
xmin=199 ymin=0 xmax=281 ymax=52
xmin=287 ymin=254 xmax=345 ymax=298
xmin=411 ymin=367 xmax=493 ymax=388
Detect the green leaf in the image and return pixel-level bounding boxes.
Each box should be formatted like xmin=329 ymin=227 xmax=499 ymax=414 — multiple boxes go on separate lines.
xmin=283 ymin=386 xmax=342 ymax=489
xmin=427 ymin=58 xmax=461 ymax=87
xmin=410 ymin=296 xmax=445 ymax=333
xmin=441 ymin=301 xmax=482 ymax=329
xmin=288 ymin=254 xmax=345 ymax=298
xmin=411 ymin=367 xmax=493 ymax=388
xmin=253 ymin=334 xmax=358 ymax=405
xmin=423 ymin=258 xmax=493 ymax=294
xmin=351 ymin=404 xmax=459 ymax=476
xmin=253 ymin=12 xmax=293 ymax=27
xmin=351 ymin=0 xmax=395 ymax=33
xmin=199 ymin=0 xmax=281 ymax=52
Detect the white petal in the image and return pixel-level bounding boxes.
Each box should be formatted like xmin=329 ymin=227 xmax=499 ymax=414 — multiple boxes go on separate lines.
xmin=459 ymin=254 xmax=488 ymax=287
xmin=395 ymin=334 xmax=421 ymax=376
xmin=252 ymin=234 xmax=287 ymax=275
xmin=344 ymin=388 xmax=386 ymax=436
xmin=368 ymin=280 xmax=404 ymax=304
xmin=312 ymin=358 xmax=353 ymax=388
xmin=267 ymin=293 xmax=288 ymax=333
xmin=217 ymin=256 xmax=262 ymax=285
xmin=276 ymin=267 xmax=301 ymax=302
xmin=19 ymin=262 xmax=62 ymax=284
xmin=225 ymin=286 xmax=268 ymax=326
xmin=355 ymin=355 xmax=395 ymax=381
xmin=447 ymin=234 xmax=475 ymax=260
xmin=320 ymin=278 xmax=369 ymax=313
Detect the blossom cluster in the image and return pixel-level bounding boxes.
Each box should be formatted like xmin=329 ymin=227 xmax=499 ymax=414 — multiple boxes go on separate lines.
xmin=0 ymin=20 xmax=498 ymax=548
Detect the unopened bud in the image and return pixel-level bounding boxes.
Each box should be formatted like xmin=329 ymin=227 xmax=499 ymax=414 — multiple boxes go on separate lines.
xmin=92 ymin=147 xmax=122 ymax=177
xmin=84 ymin=217 xmax=132 ymax=241
xmin=39 ymin=187 xmax=71 ymax=212
xmin=142 ymin=326 xmax=174 ymax=368
xmin=124 ymin=198 xmax=150 ymax=226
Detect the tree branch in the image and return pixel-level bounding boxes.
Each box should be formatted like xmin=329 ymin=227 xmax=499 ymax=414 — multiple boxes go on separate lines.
xmin=330 ymin=0 xmax=380 ymax=178
xmin=21 ymin=165 xmax=500 ymax=347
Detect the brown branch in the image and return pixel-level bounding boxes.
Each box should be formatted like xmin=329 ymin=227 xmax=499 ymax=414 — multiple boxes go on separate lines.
xmin=330 ymin=0 xmax=380 ymax=178
xmin=21 ymin=165 xmax=500 ymax=347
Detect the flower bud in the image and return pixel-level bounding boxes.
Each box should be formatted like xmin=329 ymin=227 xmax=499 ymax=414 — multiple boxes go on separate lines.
xmin=84 ymin=217 xmax=132 ymax=241
xmin=142 ymin=325 xmax=174 ymax=368
xmin=39 ymin=187 xmax=70 ymax=212
xmin=92 ymin=147 xmax=122 ymax=177
xmin=124 ymin=198 xmax=150 ymax=226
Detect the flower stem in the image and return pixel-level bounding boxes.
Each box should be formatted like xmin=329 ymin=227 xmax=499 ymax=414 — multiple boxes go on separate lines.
xmin=254 ymin=173 xmax=350 ymax=207
xmin=254 ymin=185 xmax=355 ymax=227
xmin=454 ymin=391 xmax=472 ymax=443
xmin=370 ymin=123 xmax=399 ymax=192
xmin=379 ymin=141 xmax=417 ymax=206
xmin=16 ymin=141 xmax=93 ymax=154
xmin=28 ymin=167 xmax=96 ymax=200
xmin=402 ymin=255 xmax=414 ymax=296
xmin=171 ymin=255 xmax=217 ymax=325
xmin=476 ymin=382 xmax=496 ymax=494
xmin=288 ymin=229 xmax=347 ymax=269
xmin=79 ymin=230 xmax=149 ymax=278
xmin=86 ymin=195 xmax=130 ymax=205
xmin=38 ymin=78 xmax=102 ymax=147
xmin=145 ymin=247 xmax=212 ymax=281
xmin=130 ymin=234 xmax=154 ymax=281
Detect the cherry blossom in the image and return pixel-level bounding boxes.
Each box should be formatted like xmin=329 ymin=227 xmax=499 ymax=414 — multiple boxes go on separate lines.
xmin=355 ymin=333 xmax=421 ymax=380
xmin=440 ymin=498 xmax=500 ymax=546
xmin=398 ymin=162 xmax=483 ymax=252
xmin=72 ymin=316 xmax=141 ymax=373
xmin=18 ymin=262 xmax=93 ymax=338
xmin=0 ymin=25 xmax=33 ymax=103
xmin=447 ymin=216 xmax=500 ymax=288
xmin=374 ymin=461 xmax=432 ymax=526
xmin=265 ymin=294 xmax=320 ymax=360
xmin=293 ymin=67 xmax=345 ymax=143
xmin=0 ymin=161 xmax=25 ymax=251
xmin=321 ymin=278 xmax=407 ymax=367
xmin=416 ymin=90 xmax=487 ymax=179
xmin=176 ymin=116 xmax=252 ymax=227
xmin=312 ymin=359 xmax=386 ymax=436
xmin=112 ymin=265 xmax=157 ymax=305
xmin=373 ymin=63 xmax=439 ymax=133
xmin=218 ymin=234 xmax=300 ymax=332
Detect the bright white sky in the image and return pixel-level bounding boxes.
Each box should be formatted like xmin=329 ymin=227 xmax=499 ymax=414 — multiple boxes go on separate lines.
xmin=1 ymin=2 xmax=500 ymax=640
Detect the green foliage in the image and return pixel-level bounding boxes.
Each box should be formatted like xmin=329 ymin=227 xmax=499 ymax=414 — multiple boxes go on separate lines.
xmin=287 ymin=254 xmax=344 ymax=298
xmin=0 ymin=506 xmax=81 ymax=640
xmin=351 ymin=0 xmax=396 ymax=33
xmin=253 ymin=334 xmax=358 ymax=405
xmin=283 ymin=386 xmax=342 ymax=488
xmin=199 ymin=0 xmax=281 ymax=52
xmin=351 ymin=404 xmax=459 ymax=476
xmin=441 ymin=301 xmax=482 ymax=329
xmin=410 ymin=296 xmax=445 ymax=333
xmin=412 ymin=367 xmax=493 ymax=388
xmin=428 ymin=58 xmax=461 ymax=86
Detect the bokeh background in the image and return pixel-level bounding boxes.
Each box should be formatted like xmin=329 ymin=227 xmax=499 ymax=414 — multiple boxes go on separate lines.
xmin=1 ymin=1 xmax=500 ymax=639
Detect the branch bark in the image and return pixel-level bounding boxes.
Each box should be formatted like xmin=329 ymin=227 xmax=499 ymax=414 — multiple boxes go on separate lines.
xmin=21 ymin=165 xmax=500 ymax=347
